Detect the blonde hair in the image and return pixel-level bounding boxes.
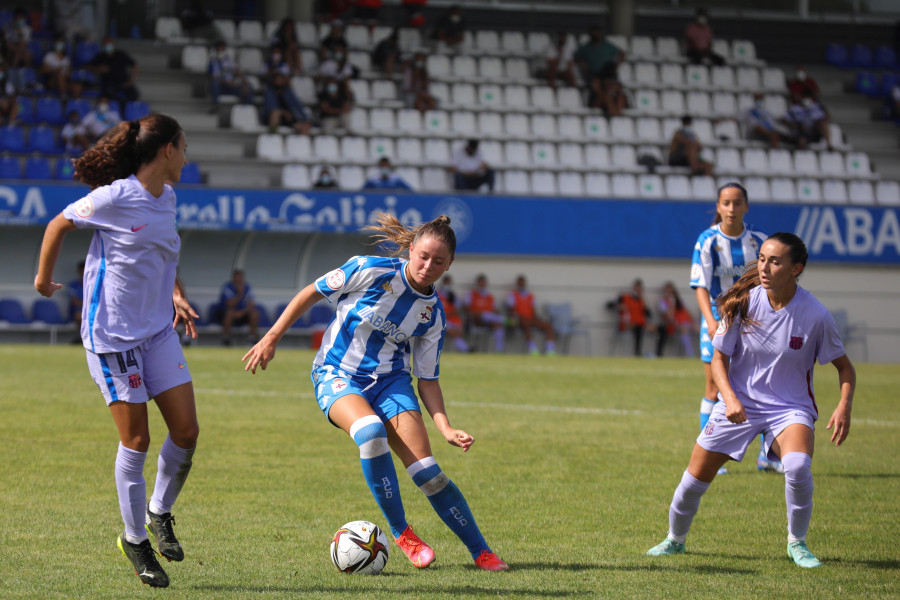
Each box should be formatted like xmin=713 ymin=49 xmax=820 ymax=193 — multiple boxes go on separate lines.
xmin=364 ymin=213 xmax=456 ymax=258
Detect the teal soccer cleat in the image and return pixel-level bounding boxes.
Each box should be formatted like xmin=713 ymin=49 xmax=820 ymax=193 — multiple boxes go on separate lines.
xmin=787 ymin=541 xmax=823 ymax=568
xmin=647 ymin=538 xmax=686 ymax=556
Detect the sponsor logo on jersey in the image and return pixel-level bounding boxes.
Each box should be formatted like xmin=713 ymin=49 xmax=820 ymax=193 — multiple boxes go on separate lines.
xmin=381 ymin=281 xmax=393 ymax=294
xmin=131 ymin=224 xmax=148 ymax=232
xmin=326 ymin=269 xmax=345 ymax=290
xmin=178 ymin=360 xmax=187 ymax=369
xmin=713 ymin=265 xmax=746 ymax=279
xmin=357 ymin=306 xmax=409 ymax=342
xmin=128 ymin=373 xmax=143 ymax=388
xmin=73 ymin=197 xmax=94 ymax=218
xmin=789 ymin=336 xmax=804 ymax=350
xmin=416 ymin=305 xmax=434 ymax=324
xmin=332 ymin=378 xmax=348 ymax=393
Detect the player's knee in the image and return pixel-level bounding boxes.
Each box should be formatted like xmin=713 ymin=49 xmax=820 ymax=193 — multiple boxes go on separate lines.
xmin=350 ymin=415 xmax=389 ymax=458
xmin=407 ymin=457 xmax=450 ymax=496
xmin=172 ymin=422 xmax=199 ymax=448
xmin=781 ymin=452 xmax=812 ymax=483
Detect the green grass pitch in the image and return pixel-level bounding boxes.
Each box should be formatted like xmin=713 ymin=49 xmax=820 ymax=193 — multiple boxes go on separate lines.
xmin=1 ymin=344 xmax=898 ymax=599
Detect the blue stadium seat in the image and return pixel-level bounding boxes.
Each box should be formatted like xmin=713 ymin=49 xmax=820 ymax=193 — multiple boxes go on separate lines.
xmin=189 ymin=301 xmax=208 ymax=326
xmin=73 ymin=68 xmax=98 ymax=87
xmin=74 ymin=41 xmax=99 ymax=67
xmin=256 ymin=304 xmax=273 ymax=328
xmin=875 ymin=46 xmax=898 ymax=70
xmin=851 ymin=44 xmax=873 ymax=68
xmin=29 ymin=125 xmax=62 ymax=154
xmin=276 ymin=303 xmax=311 ymax=329
xmin=27 ymin=39 xmax=45 ymax=64
xmin=16 ymin=96 xmax=36 ymax=124
xmin=124 ymin=100 xmax=150 ymax=121
xmin=24 ymin=156 xmax=53 ymax=180
xmin=179 ymin=162 xmax=202 ymax=184
xmin=855 ymin=71 xmax=879 ymax=96
xmin=64 ymin=97 xmax=92 ymax=119
xmin=825 ymin=43 xmax=850 ymax=68
xmin=0 ymin=124 xmax=27 ymax=152
xmin=55 ymin=157 xmax=76 ymax=180
xmin=881 ymin=73 xmax=900 ymax=98
xmin=19 ymin=66 xmax=37 ymax=89
xmin=35 ymin=96 xmax=65 ymax=125
xmin=0 ymin=156 xmax=21 ymax=179
xmin=32 ymin=298 xmax=67 ymax=324
xmin=0 ymin=298 xmax=29 ymax=324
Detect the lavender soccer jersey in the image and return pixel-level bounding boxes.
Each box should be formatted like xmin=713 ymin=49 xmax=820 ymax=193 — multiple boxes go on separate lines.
xmin=712 ymin=285 xmax=845 ymax=418
xmin=63 ymin=175 xmax=180 ymax=353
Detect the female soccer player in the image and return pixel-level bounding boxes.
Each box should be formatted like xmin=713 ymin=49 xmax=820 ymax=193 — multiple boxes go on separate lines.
xmin=34 ymin=114 xmax=199 ymax=588
xmin=242 ymin=213 xmax=509 ymax=571
xmin=690 ymin=183 xmax=780 ymax=473
xmin=648 ymin=233 xmax=855 ymax=568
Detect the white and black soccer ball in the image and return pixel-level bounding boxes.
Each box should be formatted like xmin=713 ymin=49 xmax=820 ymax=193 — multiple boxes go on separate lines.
xmin=330 ymin=520 xmax=390 ymax=575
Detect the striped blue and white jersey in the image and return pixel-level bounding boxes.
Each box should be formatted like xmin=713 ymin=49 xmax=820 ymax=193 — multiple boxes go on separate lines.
xmin=312 ymin=256 xmax=446 ymax=380
xmin=690 ymin=223 xmax=766 ymax=320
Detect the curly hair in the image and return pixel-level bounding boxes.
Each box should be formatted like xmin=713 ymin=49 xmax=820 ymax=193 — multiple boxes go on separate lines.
xmin=73 ymin=113 xmax=183 ymax=190
xmin=364 ymin=213 xmax=457 ymax=258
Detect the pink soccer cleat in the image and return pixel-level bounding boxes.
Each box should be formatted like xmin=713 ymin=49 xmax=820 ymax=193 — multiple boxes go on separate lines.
xmin=474 ymin=550 xmax=509 ymax=571
xmin=394 ymin=525 xmax=436 ymax=568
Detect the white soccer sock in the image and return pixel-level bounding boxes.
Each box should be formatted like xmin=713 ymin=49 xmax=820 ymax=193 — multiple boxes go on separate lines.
xmin=783 ymin=452 xmax=813 ymax=543
xmin=115 ymin=443 xmax=148 ymax=543
xmin=668 ymin=470 xmax=710 ymax=543
xmin=149 ymin=435 xmax=195 ymax=515
xmin=453 ymin=336 xmax=470 ymax=352
xmin=700 ymin=398 xmax=716 ymax=416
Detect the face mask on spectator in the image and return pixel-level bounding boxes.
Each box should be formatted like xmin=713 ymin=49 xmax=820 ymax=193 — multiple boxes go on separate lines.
xmin=272 ymin=53 xmax=282 ymax=62
xmin=803 ymin=97 xmax=814 ymax=108
xmin=105 ymin=43 xmax=114 ymax=53
xmin=55 ymin=41 xmax=65 ymax=52
xmin=320 ymin=173 xmax=332 ymax=184
xmin=450 ymin=14 xmax=460 ymax=23
xmin=754 ymin=99 xmax=764 ymax=109
xmin=380 ymin=167 xmax=391 ymax=177
xmin=327 ymin=83 xmax=338 ymax=94
xmin=334 ymin=52 xmax=345 ymax=62
xmin=697 ymin=15 xmax=707 ymax=25
xmin=796 ymin=70 xmax=807 ymax=81
xmin=414 ymin=60 xmax=424 ymax=68
xmin=682 ymin=126 xmax=693 ymax=135
xmin=98 ymin=102 xmax=109 ymax=113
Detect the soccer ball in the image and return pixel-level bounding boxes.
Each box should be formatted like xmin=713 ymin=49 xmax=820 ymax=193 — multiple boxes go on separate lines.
xmin=330 ymin=520 xmax=390 ymax=575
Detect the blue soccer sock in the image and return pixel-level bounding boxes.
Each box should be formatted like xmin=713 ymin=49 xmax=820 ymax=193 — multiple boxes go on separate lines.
xmin=407 ymin=457 xmax=489 ymax=559
xmin=699 ymin=397 xmax=716 ymax=431
xmin=350 ymin=416 xmax=407 ymax=538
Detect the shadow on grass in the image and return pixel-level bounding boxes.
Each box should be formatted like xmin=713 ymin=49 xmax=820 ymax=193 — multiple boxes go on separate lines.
xmin=826 ymin=558 xmax=900 ymax=570
xmin=193 ymin=584 xmax=582 ymax=597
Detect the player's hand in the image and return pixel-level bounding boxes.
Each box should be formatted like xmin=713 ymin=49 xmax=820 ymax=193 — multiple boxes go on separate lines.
xmin=724 ymin=397 xmax=747 ymax=424
xmin=34 ymin=275 xmax=63 ymax=298
xmin=242 ymin=334 xmax=277 ymax=374
xmin=172 ymin=295 xmax=199 ymax=339
xmin=705 ymin=317 xmax=718 ymax=336
xmin=443 ymin=428 xmax=474 ymax=452
xmin=826 ymin=400 xmax=851 ymax=446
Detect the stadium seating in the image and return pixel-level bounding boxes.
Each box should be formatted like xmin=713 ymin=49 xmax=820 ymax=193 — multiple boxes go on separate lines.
xmin=24 ymin=157 xmax=53 ymax=181
xmin=0 ymin=156 xmax=21 ymax=179
xmin=32 ymin=298 xmax=67 ymax=324
xmin=0 ymin=298 xmax=28 ymax=324
xmin=0 ymin=124 xmax=27 ymax=153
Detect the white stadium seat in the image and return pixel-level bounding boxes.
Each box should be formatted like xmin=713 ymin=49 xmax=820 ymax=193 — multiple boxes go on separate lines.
xmin=422 ymin=167 xmax=449 ymax=192
xmin=156 ymin=17 xmax=184 ymax=42
xmin=501 ymin=31 xmax=527 ymax=55
xmin=230 ymin=104 xmax=262 ymax=132
xmin=504 ymin=113 xmax=530 ymax=139
xmin=396 ymin=167 xmax=421 ymax=190
xmin=819 ymin=152 xmax=846 ymax=176
xmin=368 ymin=108 xmax=396 ymax=133
xmin=281 ymin=164 xmax=310 ymax=189
xmin=767 ymin=149 xmax=794 ymax=175
xmin=665 ymin=175 xmax=692 ymax=199
xmin=638 ymin=174 xmax=665 ymax=198
xmin=660 ymin=90 xmax=685 ymax=116
xmin=530 ymin=171 xmax=557 ymax=196
xmin=345 ymin=24 xmax=370 ymax=49
xmin=876 ymin=181 xmax=900 ymax=205
xmin=793 ymin=150 xmax=820 ymax=176
xmin=731 ymin=39 xmax=759 ymax=64
xmin=504 ymin=141 xmax=531 ymax=166
xmin=823 ymin=179 xmax=849 ymax=204
xmin=585 ymin=172 xmax=611 ymax=196
xmin=636 ymin=117 xmax=661 ymax=142
xmin=476 ymin=30 xmax=500 ymax=53
xmin=736 ymin=66 xmax=761 ymax=91
xmin=396 ymin=137 xmax=424 ymax=164
xmin=845 ymin=152 xmax=872 ymax=177
xmin=423 ymin=139 xmax=450 ymax=164
xmin=423 ymin=110 xmax=449 ymax=134
xmin=503 ymin=170 xmax=530 ymax=194
xmin=396 ymin=108 xmax=423 ymax=134
xmin=584 ymin=115 xmax=609 ymax=139
xmin=609 ymin=116 xmax=636 ymax=141
xmin=339 ymin=165 xmax=366 ymax=189
xmin=770 ymin=177 xmax=796 ymax=202
xmin=237 ymin=20 xmax=264 ymax=44
xmin=478 ymin=112 xmax=503 ymax=137
xmin=584 ymin=144 xmax=611 ymax=170
xmin=611 ymin=144 xmax=637 ymax=170
xmin=312 ymin=135 xmax=340 ymax=162
xmin=285 ymin=135 xmax=311 ymax=161
xmin=531 ymin=113 xmax=557 ymax=139
xmin=743 ymin=148 xmax=768 ymax=174
xmin=340 ymin=136 xmax=367 ymax=164
xmin=710 ymin=66 xmax=735 ymax=89
xmin=848 ymin=180 xmax=875 ymax=204
xmin=685 ymin=64 xmax=709 ymax=88
xmin=479 ymin=83 xmax=506 ymax=108
xmin=796 ymin=179 xmax=823 ymax=203
xmin=633 ymin=89 xmax=660 ymax=114
xmin=612 ymin=173 xmax=638 ymax=197
xmin=691 ymin=176 xmax=717 ymax=200
xmin=181 ymin=45 xmax=209 ymax=72
xmin=686 ymin=91 xmax=711 ymax=115
xmin=744 ymin=177 xmax=772 ymax=202
xmin=256 ymin=134 xmax=285 ymax=161
xmin=451 ymin=110 xmax=477 ymax=135
xmin=368 ymin=137 xmax=395 ymax=160
xmin=558 ymin=172 xmax=585 ymax=196
xmin=531 ymin=142 xmax=557 ymax=167
xmin=660 ymin=64 xmax=684 ymax=87
xmin=711 ymin=92 xmax=737 ymax=117
xmin=453 ymin=55 xmax=477 ymax=79
xmin=213 ymin=19 xmax=236 ymax=42
xmin=630 ymin=36 xmax=656 ymax=60
xmin=479 ymin=56 xmax=504 ymax=80
xmin=558 ymin=115 xmax=583 ymax=140
xmin=656 ymin=37 xmax=682 ymax=61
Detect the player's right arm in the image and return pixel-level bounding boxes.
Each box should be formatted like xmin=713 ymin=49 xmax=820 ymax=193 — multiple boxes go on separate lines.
xmin=710 ymin=348 xmax=746 ymax=424
xmin=696 ymin=286 xmax=716 ymax=334
xmin=34 ymin=212 xmax=78 ymax=297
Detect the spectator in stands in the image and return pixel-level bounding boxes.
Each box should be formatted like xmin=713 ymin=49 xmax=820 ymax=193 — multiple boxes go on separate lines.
xmin=263 ymin=45 xmax=312 ymax=135
xmin=372 ymin=29 xmax=400 ymax=78
xmin=317 ymin=41 xmax=357 ymax=86
xmin=88 ymin=36 xmax=140 ymax=102
xmin=217 ymin=269 xmax=260 ymax=346
xmin=542 ymin=31 xmax=577 ymax=90
xmin=362 ymin=157 xmax=413 ymax=190
xmin=67 ymin=260 xmax=85 ymax=343
xmin=403 ymin=51 xmax=437 ymax=113
xmin=507 ymin=275 xmax=556 ymax=356
xmin=587 ymin=73 xmax=626 ymax=117
xmin=180 ymin=0 xmax=215 ymax=39
xmin=207 ymin=40 xmax=252 ymax=113
xmin=786 ymin=65 xmax=821 ymax=103
xmin=784 ymin=91 xmax=832 ymax=151
xmin=319 ymin=19 xmax=348 ymax=61
xmin=41 ymin=34 xmax=82 ymax=98
xmin=656 ymin=281 xmax=697 ymax=358
xmin=80 ymin=96 xmax=122 ymax=143
xmin=615 ymin=278 xmax=654 ymax=357
xmin=402 ymin=0 xmax=427 ymax=28
xmin=2 ymin=8 xmax=33 ymax=89
xmin=432 ymin=4 xmax=467 ymax=53
xmin=318 ymin=76 xmax=353 ymax=135
xmin=683 ymin=7 xmax=725 ymax=66
xmin=464 ymin=273 xmax=506 ymax=353
xmin=741 ymin=92 xmax=792 ymax=149
xmin=62 ymin=109 xmax=91 ymax=153
xmin=437 ymin=275 xmax=472 ymax=353
xmin=668 ymin=115 xmax=714 ymax=176
xmin=355 ymin=0 xmax=383 ymax=26
xmin=272 ymin=17 xmax=303 ymax=75
xmin=313 ymin=165 xmax=339 ymax=189
xmin=884 ymin=80 xmax=900 ymax=121
xmin=574 ymin=26 xmax=624 ymax=89
xmin=0 ymin=63 xmax=19 ymax=125
xmin=450 ymin=139 xmax=495 ymax=192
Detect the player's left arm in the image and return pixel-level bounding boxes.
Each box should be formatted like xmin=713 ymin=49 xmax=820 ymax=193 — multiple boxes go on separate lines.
xmin=826 ymin=354 xmax=855 ymax=446
xmin=172 ymin=277 xmax=199 ymax=339
xmin=417 ymin=378 xmax=474 ymax=452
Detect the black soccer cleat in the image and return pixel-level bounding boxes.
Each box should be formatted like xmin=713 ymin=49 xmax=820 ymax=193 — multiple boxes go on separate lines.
xmin=145 ymin=506 xmax=185 ymax=562
xmin=117 ymin=534 xmax=169 ymax=588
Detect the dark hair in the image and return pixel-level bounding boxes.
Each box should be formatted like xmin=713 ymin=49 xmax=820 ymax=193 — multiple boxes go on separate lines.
xmin=716 ymin=232 xmax=809 ymax=329
xmin=365 ymin=213 xmax=457 ymax=259
xmin=712 ymin=182 xmax=748 ymax=225
xmin=681 ymin=115 xmax=693 ymax=125
xmin=73 ymin=113 xmax=182 ymax=189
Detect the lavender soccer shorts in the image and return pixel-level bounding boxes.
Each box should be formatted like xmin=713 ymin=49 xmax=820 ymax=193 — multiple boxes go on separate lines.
xmin=697 ymin=400 xmax=816 ymax=462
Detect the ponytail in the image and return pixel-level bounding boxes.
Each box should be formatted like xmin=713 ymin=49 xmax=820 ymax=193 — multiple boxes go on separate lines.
xmin=716 ymin=261 xmax=759 ymax=330
xmin=365 ymin=213 xmax=457 ymax=258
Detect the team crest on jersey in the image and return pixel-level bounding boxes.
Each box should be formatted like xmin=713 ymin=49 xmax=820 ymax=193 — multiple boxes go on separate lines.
xmin=331 ymin=378 xmax=348 ymax=393
xmin=326 ymin=269 xmax=346 ymax=290
xmin=703 ymin=420 xmax=715 ymax=435
xmin=73 ymin=197 xmax=94 ymax=218
xmin=381 ymin=281 xmax=393 ymax=293
xmin=416 ymin=305 xmax=434 ymax=324
xmin=690 ymin=263 xmax=701 ymax=280
xmin=715 ymin=321 xmax=727 ymax=336
xmin=789 ymin=336 xmax=804 ymax=350
xmin=128 ymin=374 xmax=143 ymax=389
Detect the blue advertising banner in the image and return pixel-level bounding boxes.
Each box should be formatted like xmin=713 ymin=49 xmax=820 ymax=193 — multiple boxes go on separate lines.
xmin=1 ymin=183 xmax=898 ymax=263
